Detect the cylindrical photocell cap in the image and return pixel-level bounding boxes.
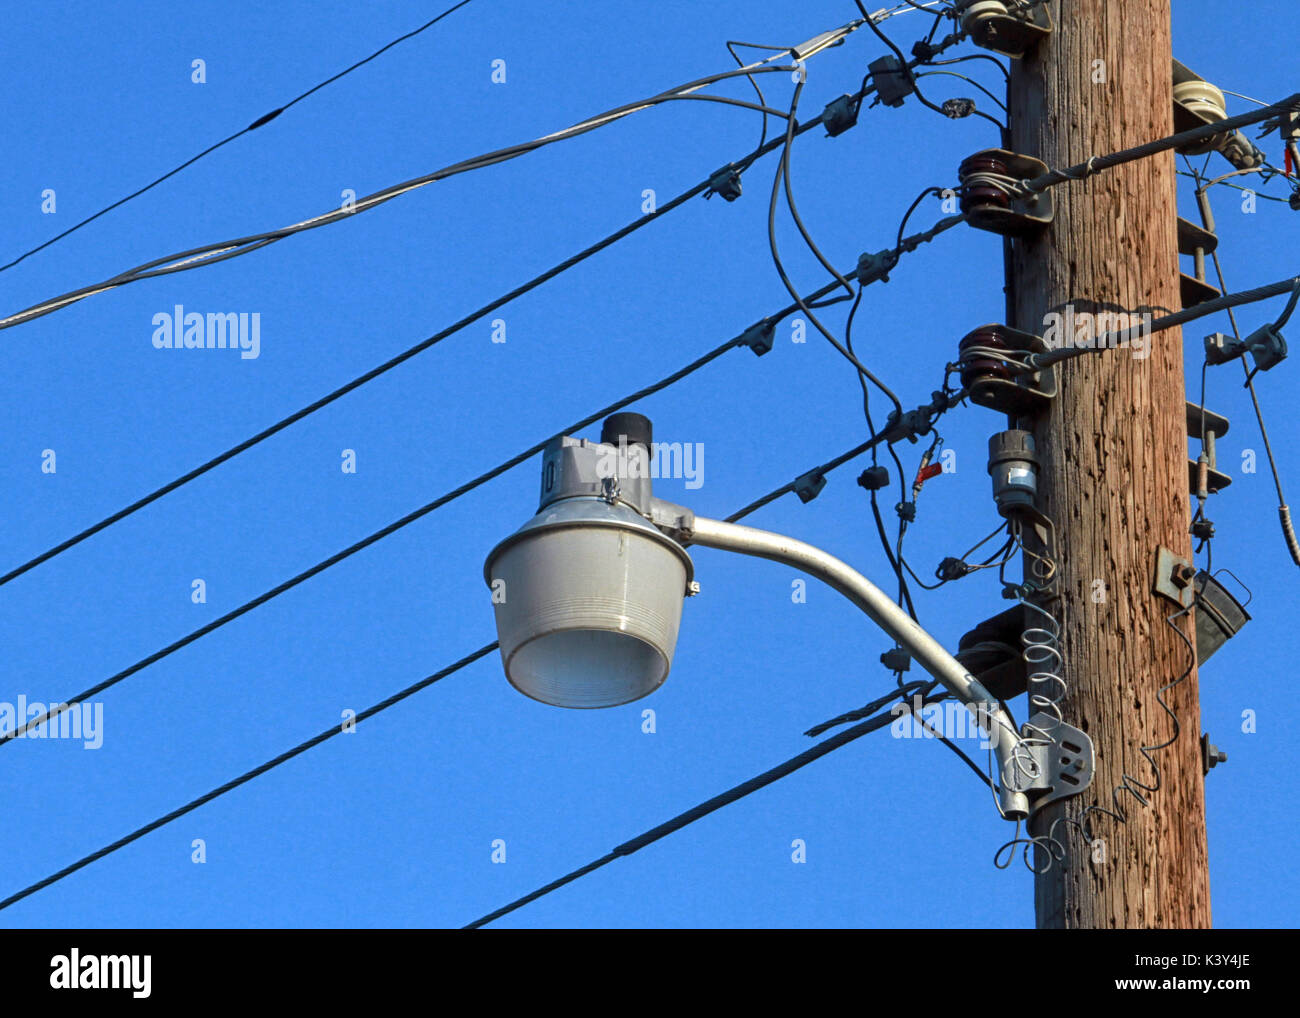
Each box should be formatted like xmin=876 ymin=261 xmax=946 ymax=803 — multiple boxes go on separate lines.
xmin=601 ymin=412 xmax=653 ymax=450
xmin=987 ymin=429 xmax=1038 ymax=469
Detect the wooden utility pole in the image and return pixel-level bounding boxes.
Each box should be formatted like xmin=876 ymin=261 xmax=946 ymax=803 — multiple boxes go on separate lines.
xmin=1006 ymin=0 xmax=1212 ymax=927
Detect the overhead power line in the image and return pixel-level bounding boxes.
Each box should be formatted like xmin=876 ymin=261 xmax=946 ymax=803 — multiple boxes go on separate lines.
xmin=999 ymin=92 xmax=1300 ymax=203
xmin=0 ymin=32 xmax=866 ymax=332
xmin=0 ymin=336 xmax=744 ymax=748
xmin=0 ymin=80 xmax=865 ymax=590
xmin=0 ymin=642 xmax=499 ymax=913
xmin=0 ymin=423 xmax=937 ymax=914
xmin=464 ymin=681 xmax=947 ymax=929
xmin=1023 ymin=274 xmax=1300 ymax=370
xmin=8 ymin=228 xmax=960 ymax=740
xmin=0 ymin=8 xmax=987 ymax=588
xmin=0 ymin=191 xmax=972 ymax=749
xmin=0 ymin=0 xmax=476 ymax=275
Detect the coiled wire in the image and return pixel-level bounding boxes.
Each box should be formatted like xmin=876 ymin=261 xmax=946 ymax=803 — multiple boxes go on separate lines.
xmin=993 ymin=525 xmax=1203 ymax=872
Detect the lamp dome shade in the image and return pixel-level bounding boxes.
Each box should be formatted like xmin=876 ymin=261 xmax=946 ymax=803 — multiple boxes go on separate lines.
xmin=484 ymin=498 xmax=694 ymax=709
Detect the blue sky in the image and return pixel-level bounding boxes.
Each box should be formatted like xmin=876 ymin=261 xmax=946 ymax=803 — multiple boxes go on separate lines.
xmin=0 ymin=0 xmax=1295 ymax=928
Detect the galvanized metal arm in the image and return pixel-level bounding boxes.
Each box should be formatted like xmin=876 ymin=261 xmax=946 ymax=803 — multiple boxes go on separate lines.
xmin=686 ymin=514 xmax=1032 ymax=820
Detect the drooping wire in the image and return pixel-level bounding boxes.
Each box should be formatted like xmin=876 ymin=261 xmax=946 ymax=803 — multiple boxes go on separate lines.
xmin=1 ymin=60 xmax=825 ymax=332
xmin=766 ymin=79 xmax=904 ymax=417
xmin=915 ymin=69 xmax=1007 ymax=113
xmin=925 ymin=52 xmax=1010 ymax=83
xmin=0 ymin=0 xmax=477 ymax=275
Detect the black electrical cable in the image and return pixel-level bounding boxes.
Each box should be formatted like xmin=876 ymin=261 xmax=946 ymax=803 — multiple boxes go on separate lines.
xmin=856 ymin=1 xmax=951 ymax=119
xmin=0 ymin=94 xmax=852 ymax=590
xmin=0 ymin=642 xmax=500 ymax=913
xmin=12 ymin=261 xmax=937 ymax=746
xmin=1 ymin=62 xmax=813 ymax=331
xmin=895 ymin=186 xmax=945 ymax=253
xmin=780 ymin=96 xmax=855 ymax=301
xmin=464 ymin=688 xmax=914 ymax=928
xmin=1177 ymin=171 xmax=1293 ymax=203
xmin=915 ymin=69 xmax=1007 ymax=112
xmin=727 ymin=41 xmax=780 ymax=173
xmin=898 ymin=688 xmax=995 ymax=789
xmin=0 ymin=427 xmax=963 ymax=914
xmin=1027 ymin=273 xmax=1300 ymax=369
xmin=840 ymin=258 xmax=917 ymax=626
xmin=842 ymin=277 xmax=948 ymax=625
xmin=468 ymin=673 xmax=1001 ymax=928
xmin=0 ymin=335 xmax=752 ymax=748
xmin=804 ymin=679 xmax=928 ymax=736
xmin=0 ymin=0 xmax=476 ymax=275
xmin=766 ymin=80 xmax=904 ymax=417
xmin=926 ymin=52 xmax=1009 ymax=83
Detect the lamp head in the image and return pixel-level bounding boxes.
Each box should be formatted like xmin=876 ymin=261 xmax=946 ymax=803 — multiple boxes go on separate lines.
xmin=483 ymin=416 xmax=695 ymax=709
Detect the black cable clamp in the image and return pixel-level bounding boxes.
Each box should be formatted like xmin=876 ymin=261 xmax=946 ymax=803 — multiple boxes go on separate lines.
xmin=896 ymin=500 xmax=917 ymax=523
xmin=857 ymin=465 xmax=890 ymax=491
xmin=869 ymin=55 xmax=914 ymax=109
xmin=705 ymin=165 xmax=743 ymax=202
xmin=823 ymin=94 xmax=859 ymax=137
xmin=856 ymin=249 xmax=898 ymax=285
xmin=937 ymin=556 xmax=971 ymax=582
xmin=882 ymin=407 xmax=933 ymax=445
xmin=880 ymin=647 xmax=911 ymax=673
xmin=793 ymin=469 xmax=827 ymax=504
xmin=739 ymin=319 xmax=775 ymax=357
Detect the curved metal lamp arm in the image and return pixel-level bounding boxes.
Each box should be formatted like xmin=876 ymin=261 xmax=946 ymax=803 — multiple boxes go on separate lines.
xmin=687 ymin=515 xmax=1030 ymax=820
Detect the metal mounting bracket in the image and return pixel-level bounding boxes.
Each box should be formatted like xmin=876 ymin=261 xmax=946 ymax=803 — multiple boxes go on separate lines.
xmin=1153 ymin=545 xmax=1197 ymax=609
xmin=959 ymin=0 xmax=1053 ymax=59
xmin=1019 ymin=712 xmax=1095 ymax=809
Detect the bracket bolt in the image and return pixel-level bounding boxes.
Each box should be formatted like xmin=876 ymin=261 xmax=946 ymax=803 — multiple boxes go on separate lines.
xmin=1201 ymin=733 xmax=1228 ymax=775
xmin=1171 ymin=562 xmax=1198 ymax=588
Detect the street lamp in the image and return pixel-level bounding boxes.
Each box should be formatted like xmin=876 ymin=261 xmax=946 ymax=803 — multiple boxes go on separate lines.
xmin=484 ymin=413 xmax=1036 ymax=819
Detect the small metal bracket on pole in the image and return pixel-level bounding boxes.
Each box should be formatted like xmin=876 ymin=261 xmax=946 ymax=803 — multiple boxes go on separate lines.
xmin=1153 ymin=545 xmax=1197 ymax=609
xmin=1019 ymin=713 xmax=1096 ymax=809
